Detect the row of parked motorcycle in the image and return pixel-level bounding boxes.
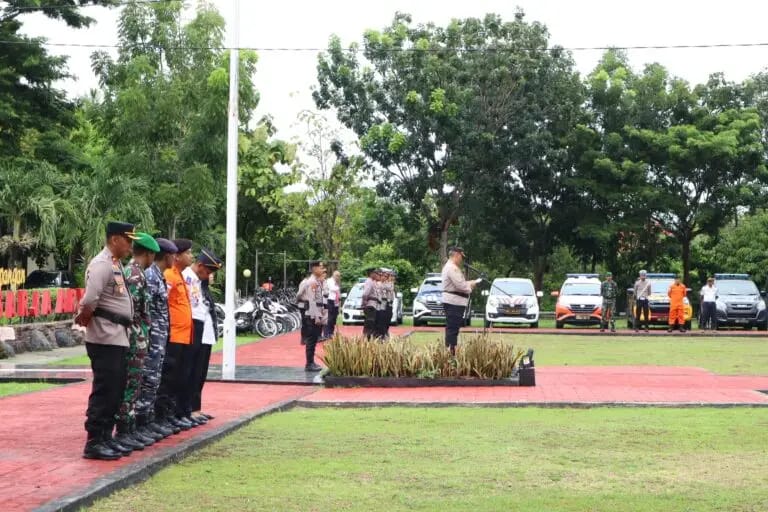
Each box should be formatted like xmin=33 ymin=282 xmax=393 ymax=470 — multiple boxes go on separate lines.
xmin=215 ymin=288 xmax=302 ymax=338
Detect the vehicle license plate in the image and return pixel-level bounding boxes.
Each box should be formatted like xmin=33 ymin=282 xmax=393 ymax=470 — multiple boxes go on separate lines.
xmin=658 ymin=317 xmax=667 ymax=322
xmin=735 ymin=318 xmax=749 ymax=324
xmin=576 ymin=315 xmax=591 ymax=320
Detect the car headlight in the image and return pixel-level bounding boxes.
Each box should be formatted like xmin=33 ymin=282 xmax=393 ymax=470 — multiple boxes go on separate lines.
xmin=716 ymin=300 xmax=727 ymax=311
xmin=758 ymin=301 xmax=766 ymax=311
xmin=488 ymin=297 xmax=499 ymax=307
xmin=683 ymin=297 xmax=690 ymax=305
xmin=527 ymin=299 xmax=538 ymax=310
xmin=414 ymin=300 xmax=427 ymax=311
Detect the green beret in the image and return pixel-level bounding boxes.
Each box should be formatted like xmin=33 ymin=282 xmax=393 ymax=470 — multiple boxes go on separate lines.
xmin=133 ymin=232 xmax=160 ymax=253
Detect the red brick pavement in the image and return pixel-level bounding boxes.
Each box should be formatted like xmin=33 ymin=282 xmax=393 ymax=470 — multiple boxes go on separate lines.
xmin=0 ymin=383 xmax=313 ymax=512
xmin=302 ymin=366 xmax=768 ymax=406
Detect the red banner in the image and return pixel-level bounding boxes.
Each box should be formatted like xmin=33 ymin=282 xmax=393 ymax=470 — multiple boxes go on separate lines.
xmin=0 ymin=288 xmax=84 ymax=319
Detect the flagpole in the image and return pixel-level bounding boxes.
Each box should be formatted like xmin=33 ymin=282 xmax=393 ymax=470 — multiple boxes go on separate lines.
xmin=222 ymin=0 xmax=240 ymax=380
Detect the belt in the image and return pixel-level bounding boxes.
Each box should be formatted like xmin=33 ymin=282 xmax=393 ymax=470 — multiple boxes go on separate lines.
xmin=93 ymin=307 xmax=131 ymax=328
xmin=445 ymin=291 xmax=469 ymax=299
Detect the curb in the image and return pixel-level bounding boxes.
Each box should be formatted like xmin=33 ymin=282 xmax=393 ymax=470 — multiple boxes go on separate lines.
xmin=34 ymin=398 xmax=299 ymax=512
xmin=292 ymin=399 xmax=768 ymax=409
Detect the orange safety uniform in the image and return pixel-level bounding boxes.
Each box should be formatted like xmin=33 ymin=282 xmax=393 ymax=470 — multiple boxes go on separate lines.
xmin=165 ymin=265 xmax=193 ymax=344
xmin=668 ymin=283 xmax=687 ymax=327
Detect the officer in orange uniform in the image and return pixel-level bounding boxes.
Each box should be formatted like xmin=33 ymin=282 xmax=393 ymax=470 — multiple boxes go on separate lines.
xmin=667 ymin=276 xmax=687 ymax=333
xmin=155 ymin=239 xmax=197 ymax=431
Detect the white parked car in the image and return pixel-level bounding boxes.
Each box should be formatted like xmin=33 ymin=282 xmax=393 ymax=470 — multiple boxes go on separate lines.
xmin=553 ymin=273 xmax=603 ymax=328
xmin=411 ymin=273 xmax=473 ymax=327
xmin=484 ymin=278 xmax=542 ymax=328
xmin=341 ymin=279 xmax=403 ymax=325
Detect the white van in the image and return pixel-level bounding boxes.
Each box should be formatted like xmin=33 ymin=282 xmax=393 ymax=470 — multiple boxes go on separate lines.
xmin=484 ymin=278 xmax=542 ymax=328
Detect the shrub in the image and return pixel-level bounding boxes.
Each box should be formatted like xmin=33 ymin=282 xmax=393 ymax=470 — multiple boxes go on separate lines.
xmin=322 ymin=333 xmax=523 ymax=380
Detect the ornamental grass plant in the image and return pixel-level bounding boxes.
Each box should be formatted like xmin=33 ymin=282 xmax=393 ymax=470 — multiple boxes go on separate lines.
xmin=321 ymin=333 xmax=524 ymax=380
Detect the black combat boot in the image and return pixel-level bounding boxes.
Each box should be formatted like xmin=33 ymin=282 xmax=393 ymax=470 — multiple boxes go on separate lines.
xmin=114 ymin=423 xmax=145 ymax=451
xmin=83 ymin=432 xmax=122 ymax=461
xmin=131 ymin=424 xmax=156 ymax=447
xmin=137 ymin=416 xmax=163 ymax=442
xmin=169 ymin=416 xmax=192 ymax=431
xmin=103 ymin=428 xmax=133 ymax=456
xmin=153 ymin=417 xmax=178 ymax=436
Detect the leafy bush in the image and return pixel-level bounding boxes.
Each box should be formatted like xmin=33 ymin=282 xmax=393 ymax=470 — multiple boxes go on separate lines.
xmin=322 ymin=333 xmax=524 ymax=380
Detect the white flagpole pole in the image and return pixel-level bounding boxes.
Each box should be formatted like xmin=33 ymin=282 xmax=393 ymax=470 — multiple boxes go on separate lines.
xmin=222 ymin=0 xmax=240 ymax=380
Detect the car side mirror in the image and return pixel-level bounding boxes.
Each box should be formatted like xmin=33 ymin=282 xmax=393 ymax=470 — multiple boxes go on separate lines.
xmin=626 ymin=288 xmax=634 ymax=295
xmin=341 ymin=293 xmax=347 ymax=299
xmin=761 ymin=291 xmax=767 ymax=297
xmin=481 ymin=290 xmax=490 ymax=297
xmin=536 ymin=291 xmax=544 ymax=298
xmin=396 ymin=292 xmax=403 ymax=298
xmin=410 ymin=288 xmax=418 ymax=293
xmin=686 ymin=287 xmax=692 ymax=293
xmin=551 ymin=291 xmax=559 ymax=297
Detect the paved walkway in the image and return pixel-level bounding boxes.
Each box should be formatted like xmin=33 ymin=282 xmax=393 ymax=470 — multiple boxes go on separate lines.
xmin=2 ymin=326 xmax=768 ymax=511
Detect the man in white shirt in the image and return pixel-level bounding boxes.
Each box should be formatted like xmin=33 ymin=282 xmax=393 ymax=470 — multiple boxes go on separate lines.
xmin=321 ymin=270 xmax=342 ymax=340
xmin=182 ymin=248 xmax=221 ymax=424
xmin=441 ymin=247 xmax=479 ymax=355
xmin=699 ymin=277 xmax=718 ymax=331
xmin=361 ymin=267 xmax=380 ymax=339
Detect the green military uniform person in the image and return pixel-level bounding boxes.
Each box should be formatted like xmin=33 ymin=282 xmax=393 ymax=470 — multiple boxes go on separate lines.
xmin=600 ymin=272 xmax=619 ymax=332
xmin=114 ymin=232 xmax=160 ymax=450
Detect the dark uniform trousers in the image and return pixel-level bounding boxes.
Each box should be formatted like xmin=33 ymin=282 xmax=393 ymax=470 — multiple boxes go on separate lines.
xmin=302 ymin=316 xmax=322 ymax=365
xmin=635 ymin=299 xmax=650 ymax=330
xmin=363 ymin=306 xmax=377 ymax=338
xmin=322 ymin=301 xmax=339 ymax=338
xmin=85 ymin=343 xmax=128 ymax=436
xmin=188 ymin=320 xmax=213 ymax=413
xmin=700 ymin=301 xmax=717 ymax=329
xmin=384 ymin=305 xmax=393 ymax=338
xmin=443 ymin=303 xmax=465 ymax=349
xmin=155 ymin=340 xmax=191 ymax=419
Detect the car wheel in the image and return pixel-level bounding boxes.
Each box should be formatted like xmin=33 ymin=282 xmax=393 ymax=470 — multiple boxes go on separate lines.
xmin=484 ymin=319 xmax=491 ymax=328
xmin=413 ymin=317 xmax=422 ymax=327
xmin=530 ymin=322 xmax=539 ymax=328
xmin=758 ymin=321 xmax=767 ymax=332
xmin=465 ymin=316 xmax=472 ymax=327
xmin=744 ymin=324 xmax=753 ymax=331
xmin=556 ymin=320 xmax=564 ymax=329
xmin=684 ymin=320 xmax=691 ymax=330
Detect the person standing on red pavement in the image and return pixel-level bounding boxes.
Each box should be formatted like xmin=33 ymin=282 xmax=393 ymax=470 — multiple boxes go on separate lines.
xmin=75 ymin=221 xmax=137 ymax=461
xmin=668 ymin=276 xmax=688 ymax=333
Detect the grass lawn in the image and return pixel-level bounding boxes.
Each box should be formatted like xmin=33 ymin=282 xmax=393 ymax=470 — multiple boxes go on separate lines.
xmin=47 ymin=335 xmax=262 ymax=367
xmin=0 ymin=382 xmax=57 ymax=397
xmin=406 ymin=331 xmax=768 ymax=375
xmin=88 ymin=407 xmax=768 ymax=512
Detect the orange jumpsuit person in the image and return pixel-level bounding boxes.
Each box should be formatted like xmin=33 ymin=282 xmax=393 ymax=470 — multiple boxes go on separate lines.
xmin=667 ymin=277 xmax=687 ymax=332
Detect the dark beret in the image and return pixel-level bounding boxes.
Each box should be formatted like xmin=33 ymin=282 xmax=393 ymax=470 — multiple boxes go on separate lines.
xmin=173 ymin=239 xmax=193 ymax=253
xmin=198 ymin=248 xmax=222 ymax=269
xmin=156 ymin=238 xmax=178 ymax=254
xmin=106 ymin=221 xmax=137 ymax=238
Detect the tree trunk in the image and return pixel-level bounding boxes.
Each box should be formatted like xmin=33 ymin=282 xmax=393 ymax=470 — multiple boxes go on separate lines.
xmin=439 ymin=220 xmax=450 ymax=264
xmin=681 ymin=237 xmax=691 ymax=286
xmin=533 ymin=256 xmax=546 ymax=293
xmin=11 ymin=216 xmax=21 ymax=267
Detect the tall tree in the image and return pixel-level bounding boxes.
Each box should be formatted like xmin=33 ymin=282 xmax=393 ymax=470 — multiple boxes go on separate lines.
xmin=314 ymin=11 xmax=580 ymax=263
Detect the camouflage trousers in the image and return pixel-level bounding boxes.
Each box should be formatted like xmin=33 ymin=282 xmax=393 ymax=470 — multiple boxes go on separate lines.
xmin=135 ymin=336 xmax=166 ymax=421
xmin=115 ymin=340 xmax=147 ymax=428
xmin=601 ymin=300 xmax=616 ymax=328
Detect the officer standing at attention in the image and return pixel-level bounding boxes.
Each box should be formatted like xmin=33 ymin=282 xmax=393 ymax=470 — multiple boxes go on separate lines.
xmin=135 ymin=238 xmax=178 ymax=440
xmin=75 ymin=221 xmax=137 ymax=461
xmin=374 ymin=268 xmax=389 ymax=339
xmin=156 ymin=239 xmax=197 ymax=432
xmin=668 ymin=275 xmax=688 ymax=333
xmin=184 ymin=248 xmax=222 ymax=424
xmin=633 ymin=270 xmax=652 ymax=332
xmin=382 ymin=269 xmax=396 ymax=340
xmin=321 ymin=270 xmax=342 ymax=340
xmin=361 ymin=267 xmax=380 ymax=339
xmin=441 ymin=247 xmax=479 ymax=355
xmin=600 ymin=272 xmax=618 ymax=333
xmin=114 ymin=232 xmax=160 ymax=451
xmin=296 ymin=260 xmax=326 ymax=371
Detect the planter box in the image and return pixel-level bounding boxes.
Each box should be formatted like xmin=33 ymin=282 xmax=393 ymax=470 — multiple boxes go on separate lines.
xmin=323 ymin=371 xmax=535 ymax=388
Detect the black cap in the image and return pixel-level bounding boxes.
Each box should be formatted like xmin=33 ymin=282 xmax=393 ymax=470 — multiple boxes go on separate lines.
xmin=448 ymin=246 xmax=465 ymax=256
xmin=106 ymin=221 xmax=137 ymax=239
xmin=173 ymin=239 xmax=193 ymax=253
xmin=198 ymin=248 xmax=222 ymax=269
xmin=156 ymin=238 xmax=178 ymax=254
xmin=365 ymin=267 xmax=378 ymax=275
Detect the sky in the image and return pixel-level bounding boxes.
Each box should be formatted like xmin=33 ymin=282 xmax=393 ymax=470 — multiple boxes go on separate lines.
xmin=18 ymin=0 xmax=768 ymax=142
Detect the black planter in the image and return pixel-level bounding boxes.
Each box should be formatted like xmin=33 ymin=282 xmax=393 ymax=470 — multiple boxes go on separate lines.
xmin=322 ymin=375 xmax=521 ymax=388
xmin=517 ymin=367 xmax=535 ymax=387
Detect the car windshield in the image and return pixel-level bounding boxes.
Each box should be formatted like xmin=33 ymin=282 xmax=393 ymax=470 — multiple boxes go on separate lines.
xmin=418 ymin=280 xmax=442 ymax=295
xmin=561 ymin=283 xmax=600 ymax=296
xmin=717 ymin=280 xmax=759 ymax=296
xmin=650 ymin=279 xmax=673 ymax=292
xmin=492 ymin=281 xmax=534 ymax=296
xmin=347 ymin=284 xmax=364 ymax=300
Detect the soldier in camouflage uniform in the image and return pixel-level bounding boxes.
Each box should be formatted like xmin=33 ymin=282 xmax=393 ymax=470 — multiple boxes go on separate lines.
xmin=600 ymin=272 xmax=619 ymax=333
xmin=113 ymin=233 xmax=160 ymax=451
xmin=135 ymin=238 xmax=178 ymax=440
